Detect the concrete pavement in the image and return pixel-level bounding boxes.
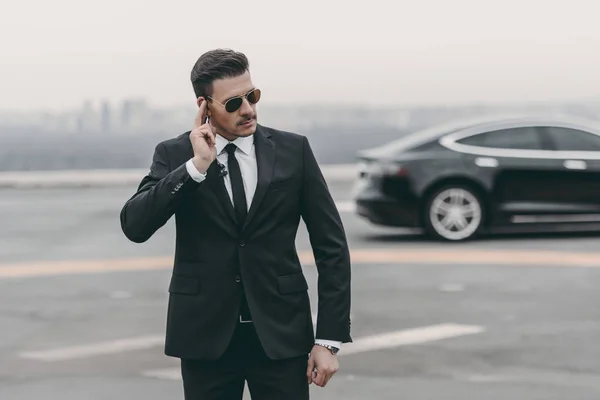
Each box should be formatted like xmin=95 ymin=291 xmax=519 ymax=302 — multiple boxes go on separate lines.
xmin=0 ymin=164 xmax=357 ymax=189
xmin=1 ymin=182 xmax=600 ymax=399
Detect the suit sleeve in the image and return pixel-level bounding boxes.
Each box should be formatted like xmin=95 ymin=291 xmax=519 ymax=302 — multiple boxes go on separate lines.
xmin=120 ymin=142 xmax=202 ymax=243
xmin=300 ymin=136 xmax=352 ymax=343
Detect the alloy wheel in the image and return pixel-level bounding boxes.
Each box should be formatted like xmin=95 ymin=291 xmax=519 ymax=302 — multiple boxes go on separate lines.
xmin=428 ymin=187 xmax=482 ymax=241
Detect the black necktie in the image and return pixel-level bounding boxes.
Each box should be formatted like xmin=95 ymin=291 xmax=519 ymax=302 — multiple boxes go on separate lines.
xmin=225 ymin=143 xmax=248 ymax=227
xmin=225 ymin=143 xmax=252 ymax=322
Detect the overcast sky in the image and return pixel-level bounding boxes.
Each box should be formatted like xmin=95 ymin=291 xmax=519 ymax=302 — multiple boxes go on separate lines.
xmin=2 ymin=0 xmax=599 ymax=111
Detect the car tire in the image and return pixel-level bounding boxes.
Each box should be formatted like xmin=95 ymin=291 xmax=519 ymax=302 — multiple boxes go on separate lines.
xmin=423 ymin=184 xmax=485 ymax=241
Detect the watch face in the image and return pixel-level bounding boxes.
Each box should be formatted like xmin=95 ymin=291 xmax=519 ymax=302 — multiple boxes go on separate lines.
xmin=331 ymin=347 xmax=339 ymax=354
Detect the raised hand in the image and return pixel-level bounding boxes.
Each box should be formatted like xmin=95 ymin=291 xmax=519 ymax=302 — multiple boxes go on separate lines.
xmin=190 ymin=98 xmax=217 ymax=174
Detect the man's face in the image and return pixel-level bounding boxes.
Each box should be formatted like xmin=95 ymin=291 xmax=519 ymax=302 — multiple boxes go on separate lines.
xmin=202 ymin=71 xmax=259 ymax=140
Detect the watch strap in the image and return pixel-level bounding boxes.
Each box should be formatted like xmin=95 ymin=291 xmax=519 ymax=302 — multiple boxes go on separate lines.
xmin=315 ymin=343 xmax=339 ymax=354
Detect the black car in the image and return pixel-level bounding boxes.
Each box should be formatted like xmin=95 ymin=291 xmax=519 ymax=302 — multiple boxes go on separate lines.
xmin=352 ymin=115 xmax=600 ymax=241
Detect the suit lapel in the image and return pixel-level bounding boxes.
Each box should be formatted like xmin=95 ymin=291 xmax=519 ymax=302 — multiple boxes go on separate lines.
xmin=205 ymin=159 xmax=237 ymax=225
xmin=243 ymin=125 xmax=274 ymax=232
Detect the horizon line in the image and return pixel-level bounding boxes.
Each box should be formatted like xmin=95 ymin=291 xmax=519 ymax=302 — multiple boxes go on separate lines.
xmin=2 ymin=96 xmax=600 ymax=114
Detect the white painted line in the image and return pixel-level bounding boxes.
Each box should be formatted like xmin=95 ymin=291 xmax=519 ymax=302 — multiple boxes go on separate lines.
xmin=20 ymin=315 xmax=319 ymax=363
xmin=335 ymin=201 xmax=355 ymax=213
xmin=439 ymin=283 xmax=465 ymax=292
xmin=19 ymin=335 xmax=164 ymax=361
xmin=341 ymin=323 xmax=485 ymax=356
xmin=140 ymin=323 xmax=485 ymax=381
xmin=142 ymin=368 xmax=182 ymax=380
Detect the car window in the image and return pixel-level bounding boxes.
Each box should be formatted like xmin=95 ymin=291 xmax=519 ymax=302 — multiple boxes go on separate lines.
xmin=368 ymin=121 xmax=479 ymax=157
xmin=456 ymin=127 xmax=543 ymax=150
xmin=541 ymin=127 xmax=600 ymax=151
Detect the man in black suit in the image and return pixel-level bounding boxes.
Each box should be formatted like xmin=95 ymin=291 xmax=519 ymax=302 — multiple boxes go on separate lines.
xmin=120 ymin=48 xmax=352 ymax=399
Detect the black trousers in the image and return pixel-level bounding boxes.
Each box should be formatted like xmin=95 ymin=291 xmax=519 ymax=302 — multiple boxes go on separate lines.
xmin=180 ymin=320 xmax=310 ymax=400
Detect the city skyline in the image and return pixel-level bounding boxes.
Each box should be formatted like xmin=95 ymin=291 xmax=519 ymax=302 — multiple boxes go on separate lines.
xmin=2 ymin=93 xmax=600 ymax=139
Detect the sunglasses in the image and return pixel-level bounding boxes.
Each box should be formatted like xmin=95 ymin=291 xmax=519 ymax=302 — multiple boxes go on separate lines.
xmin=207 ymin=88 xmax=261 ymax=113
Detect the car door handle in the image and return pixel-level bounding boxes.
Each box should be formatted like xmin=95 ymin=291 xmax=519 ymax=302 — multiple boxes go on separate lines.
xmin=474 ymin=157 xmax=498 ymax=168
xmin=563 ymin=160 xmax=587 ymax=170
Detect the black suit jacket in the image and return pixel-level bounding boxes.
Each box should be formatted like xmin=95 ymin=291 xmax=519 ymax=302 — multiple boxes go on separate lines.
xmin=120 ymin=124 xmax=352 ymax=360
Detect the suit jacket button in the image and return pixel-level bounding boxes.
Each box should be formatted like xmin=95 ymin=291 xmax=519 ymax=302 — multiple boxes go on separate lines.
xmin=239 ymin=241 xmax=245 ymax=247
xmin=235 ymin=276 xmax=241 ymax=283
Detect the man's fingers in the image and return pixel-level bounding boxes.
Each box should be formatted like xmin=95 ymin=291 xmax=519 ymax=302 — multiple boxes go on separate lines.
xmin=315 ymin=368 xmax=327 ymax=387
xmin=205 ymin=129 xmax=216 ymax=146
xmin=194 ymin=109 xmax=203 ymax=128
xmin=194 ymin=99 xmax=207 ymax=128
xmin=323 ymin=371 xmax=334 ymax=387
xmin=191 ymin=124 xmax=215 ymax=147
xmin=315 ymin=367 xmax=337 ymax=387
xmin=306 ymin=357 xmax=315 ymax=384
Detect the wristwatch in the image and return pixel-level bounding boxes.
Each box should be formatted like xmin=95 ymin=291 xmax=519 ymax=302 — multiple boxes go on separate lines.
xmin=315 ymin=343 xmax=339 ymax=355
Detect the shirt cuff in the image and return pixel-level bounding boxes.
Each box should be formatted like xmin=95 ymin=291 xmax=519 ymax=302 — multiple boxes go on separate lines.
xmin=315 ymin=339 xmax=342 ymax=349
xmin=185 ymin=159 xmax=207 ymax=183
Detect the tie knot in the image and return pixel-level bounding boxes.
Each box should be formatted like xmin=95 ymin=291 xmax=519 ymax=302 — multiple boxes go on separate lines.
xmin=225 ymin=143 xmax=237 ymax=155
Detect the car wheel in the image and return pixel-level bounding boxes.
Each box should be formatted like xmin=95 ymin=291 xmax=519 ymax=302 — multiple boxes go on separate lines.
xmin=424 ymin=185 xmax=484 ymax=241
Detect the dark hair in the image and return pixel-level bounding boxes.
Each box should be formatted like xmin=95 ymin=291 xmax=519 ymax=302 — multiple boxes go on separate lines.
xmin=190 ymin=48 xmax=249 ymax=99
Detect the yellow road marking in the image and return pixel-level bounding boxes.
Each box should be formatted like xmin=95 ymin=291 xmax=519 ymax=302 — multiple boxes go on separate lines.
xmin=0 ymin=257 xmax=173 ymax=279
xmin=1 ymin=248 xmax=600 ymax=279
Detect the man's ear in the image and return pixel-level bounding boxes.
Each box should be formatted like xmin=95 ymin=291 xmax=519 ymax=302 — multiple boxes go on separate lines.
xmin=204 ymin=99 xmax=212 ymax=117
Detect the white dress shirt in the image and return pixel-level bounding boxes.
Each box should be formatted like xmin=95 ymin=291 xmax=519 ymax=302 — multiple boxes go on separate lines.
xmin=185 ymin=133 xmax=342 ymax=351
xmin=186 ymin=133 xmax=257 ymax=209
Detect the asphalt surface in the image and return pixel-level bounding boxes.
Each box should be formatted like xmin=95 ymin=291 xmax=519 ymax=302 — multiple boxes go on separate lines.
xmin=2 ymin=180 xmax=600 ymax=399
